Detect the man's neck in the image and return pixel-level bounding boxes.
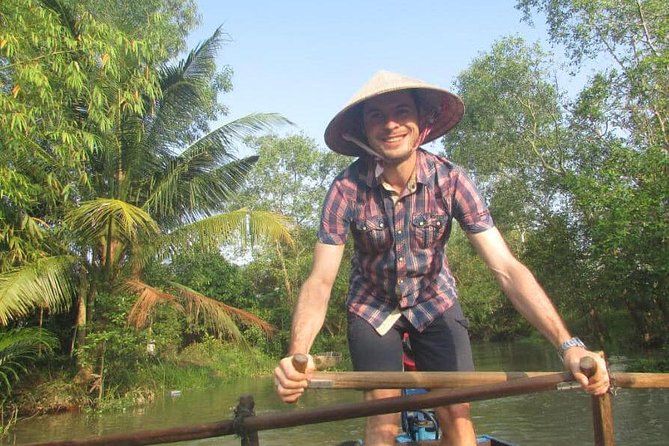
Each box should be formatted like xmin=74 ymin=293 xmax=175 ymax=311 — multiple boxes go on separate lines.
xmin=380 ymin=152 xmax=417 ymax=194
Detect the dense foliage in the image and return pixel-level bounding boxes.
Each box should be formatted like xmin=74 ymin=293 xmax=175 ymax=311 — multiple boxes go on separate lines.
xmin=1 ymin=0 xmax=291 ymax=412
xmin=444 ymin=0 xmax=668 ymax=348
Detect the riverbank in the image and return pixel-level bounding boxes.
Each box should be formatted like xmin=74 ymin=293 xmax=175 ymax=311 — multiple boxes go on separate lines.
xmin=6 ymin=339 xmax=277 ymax=419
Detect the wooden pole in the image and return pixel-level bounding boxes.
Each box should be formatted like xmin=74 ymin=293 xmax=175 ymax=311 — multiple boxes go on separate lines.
xmin=587 ymin=354 xmax=616 ymax=446
xmin=292 ymin=353 xmax=309 ymax=373
xmin=308 ymin=370 xmax=566 ymax=389
xmin=608 ymin=372 xmax=669 ymax=388
xmin=305 ymin=370 xmax=669 ymax=390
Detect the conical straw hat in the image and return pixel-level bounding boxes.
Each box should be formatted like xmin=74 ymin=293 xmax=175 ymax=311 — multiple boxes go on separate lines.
xmin=324 ymin=70 xmax=464 ymax=156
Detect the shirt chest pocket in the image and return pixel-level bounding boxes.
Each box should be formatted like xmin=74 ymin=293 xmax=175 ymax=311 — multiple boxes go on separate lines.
xmin=411 ymin=213 xmax=448 ymax=249
xmin=353 ymin=216 xmax=391 ymax=253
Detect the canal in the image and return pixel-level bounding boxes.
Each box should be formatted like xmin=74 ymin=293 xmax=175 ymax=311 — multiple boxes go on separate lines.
xmin=5 ymin=341 xmax=668 ymax=445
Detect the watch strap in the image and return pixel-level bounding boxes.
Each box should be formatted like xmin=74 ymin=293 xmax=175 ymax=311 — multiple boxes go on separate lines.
xmin=558 ymin=336 xmax=586 ymax=360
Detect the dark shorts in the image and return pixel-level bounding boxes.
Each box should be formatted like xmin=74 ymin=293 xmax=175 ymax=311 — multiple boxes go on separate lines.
xmin=347 ymin=300 xmax=475 ymax=372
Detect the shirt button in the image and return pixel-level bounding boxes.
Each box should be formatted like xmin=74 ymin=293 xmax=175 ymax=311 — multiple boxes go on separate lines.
xmin=398 ymin=256 xmax=404 ymax=262
xmin=397 ymin=230 xmax=402 ymax=235
xmin=379 ymin=222 xmax=384 ymax=228
xmin=398 ymin=279 xmax=404 ymax=284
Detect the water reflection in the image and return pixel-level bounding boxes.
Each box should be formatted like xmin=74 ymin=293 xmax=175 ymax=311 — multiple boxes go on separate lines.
xmin=6 ymin=342 xmax=668 ymax=445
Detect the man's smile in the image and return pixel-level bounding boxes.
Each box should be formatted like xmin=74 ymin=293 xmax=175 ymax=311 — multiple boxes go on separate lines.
xmin=382 ymin=133 xmax=407 ymax=144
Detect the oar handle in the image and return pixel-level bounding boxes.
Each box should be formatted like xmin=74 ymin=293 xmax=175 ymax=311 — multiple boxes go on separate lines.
xmin=292 ymin=353 xmax=309 ymax=373
xmin=579 ymin=355 xmax=597 ymax=378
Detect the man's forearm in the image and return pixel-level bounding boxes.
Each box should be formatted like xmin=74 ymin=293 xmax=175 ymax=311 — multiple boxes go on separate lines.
xmin=497 ymin=261 xmax=571 ymax=347
xmin=288 ymin=279 xmax=331 ymax=355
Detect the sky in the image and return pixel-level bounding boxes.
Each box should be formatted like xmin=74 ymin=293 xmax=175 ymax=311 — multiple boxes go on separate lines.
xmin=188 ymin=0 xmax=552 ymax=152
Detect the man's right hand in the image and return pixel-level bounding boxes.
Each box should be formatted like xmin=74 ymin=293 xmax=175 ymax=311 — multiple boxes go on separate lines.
xmin=273 ymin=354 xmax=314 ymax=403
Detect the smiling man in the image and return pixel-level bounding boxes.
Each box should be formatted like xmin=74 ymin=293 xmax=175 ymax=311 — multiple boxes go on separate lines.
xmin=273 ymin=70 xmax=609 ymax=446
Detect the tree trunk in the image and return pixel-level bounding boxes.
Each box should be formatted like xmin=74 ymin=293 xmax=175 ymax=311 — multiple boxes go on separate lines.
xmin=623 ymin=296 xmax=651 ymax=347
xmin=72 ymin=266 xmax=89 ymax=357
xmin=588 ymin=304 xmax=609 ymax=346
xmin=275 ymin=243 xmax=294 ymax=305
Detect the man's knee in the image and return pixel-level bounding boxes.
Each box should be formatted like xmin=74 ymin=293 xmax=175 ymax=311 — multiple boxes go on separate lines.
xmin=363 ymin=390 xmax=401 ymax=445
xmin=436 ymin=402 xmax=472 ymax=424
xmin=365 ymin=412 xmax=400 ymax=445
xmin=364 ymin=388 xmax=402 ymax=401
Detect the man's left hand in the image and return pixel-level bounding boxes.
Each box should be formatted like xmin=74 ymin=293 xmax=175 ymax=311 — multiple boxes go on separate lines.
xmin=564 ymin=348 xmax=610 ymax=395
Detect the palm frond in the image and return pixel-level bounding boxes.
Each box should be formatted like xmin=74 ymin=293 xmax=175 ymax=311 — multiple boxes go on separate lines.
xmin=144 ymin=27 xmax=228 ymax=157
xmin=179 ymin=113 xmax=292 ymax=164
xmin=143 ymin=111 xmax=289 ymax=224
xmin=126 ymin=279 xmax=184 ymax=329
xmin=0 ymin=256 xmax=76 ymax=325
xmin=155 ymin=208 xmax=294 ymax=259
xmin=186 ymin=156 xmax=260 ymax=211
xmin=66 ymin=198 xmax=160 ymax=245
xmin=160 ymin=27 xmax=225 ymax=92
xmin=144 ymin=156 xmax=259 ymax=223
xmin=0 ymin=327 xmax=58 ymax=397
xmin=169 ymin=282 xmax=276 ymax=339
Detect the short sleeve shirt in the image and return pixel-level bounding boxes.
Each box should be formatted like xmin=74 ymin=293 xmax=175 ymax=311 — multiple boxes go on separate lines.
xmin=318 ymin=149 xmax=494 ymax=332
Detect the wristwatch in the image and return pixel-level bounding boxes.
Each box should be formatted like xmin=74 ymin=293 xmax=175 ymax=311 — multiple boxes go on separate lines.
xmin=558 ymin=337 xmax=586 ymax=360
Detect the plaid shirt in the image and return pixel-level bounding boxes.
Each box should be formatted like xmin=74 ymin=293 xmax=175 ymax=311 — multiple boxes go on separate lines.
xmin=318 ymin=149 xmax=494 ymax=333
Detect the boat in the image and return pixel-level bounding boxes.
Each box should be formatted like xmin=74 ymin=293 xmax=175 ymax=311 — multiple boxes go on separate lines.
xmin=396 ymin=436 xmax=514 ymax=445
xmin=337 ymin=434 xmax=514 ymax=445
xmin=336 ymin=388 xmax=516 ymax=446
xmin=397 ymin=436 xmax=513 ymax=445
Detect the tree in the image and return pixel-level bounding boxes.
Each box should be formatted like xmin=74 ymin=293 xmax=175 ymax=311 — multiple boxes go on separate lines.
xmin=63 ymin=27 xmax=293 ymax=346
xmin=516 ymin=0 xmax=668 ymax=346
xmin=77 ymin=0 xmax=200 ymax=58
xmin=234 ymin=134 xmax=350 ymax=227
xmin=0 ymin=0 xmax=162 ymax=271
xmin=0 ymin=2 xmax=293 ymax=356
xmin=0 ymin=0 xmax=164 ymax=327
xmin=444 ymin=2 xmax=668 ymax=346
xmin=516 ymin=0 xmax=668 ymax=147
xmin=443 ymin=37 xmax=567 ymax=234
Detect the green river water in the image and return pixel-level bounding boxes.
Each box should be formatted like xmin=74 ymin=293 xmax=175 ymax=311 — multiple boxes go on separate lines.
xmin=5 ymin=342 xmax=668 ymax=445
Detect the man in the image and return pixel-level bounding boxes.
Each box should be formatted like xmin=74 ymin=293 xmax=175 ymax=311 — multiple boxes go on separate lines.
xmin=274 ymin=70 xmax=610 ymax=446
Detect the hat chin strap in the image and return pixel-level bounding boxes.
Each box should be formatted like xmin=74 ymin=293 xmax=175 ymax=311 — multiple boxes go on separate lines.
xmin=342 ymin=133 xmax=384 ymax=160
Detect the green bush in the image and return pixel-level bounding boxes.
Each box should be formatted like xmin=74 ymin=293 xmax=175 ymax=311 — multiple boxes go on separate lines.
xmin=177 ymin=335 xmax=274 ymax=378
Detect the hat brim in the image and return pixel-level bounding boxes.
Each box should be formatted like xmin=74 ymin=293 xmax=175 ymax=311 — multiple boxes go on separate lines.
xmin=324 ymin=85 xmax=464 ymax=157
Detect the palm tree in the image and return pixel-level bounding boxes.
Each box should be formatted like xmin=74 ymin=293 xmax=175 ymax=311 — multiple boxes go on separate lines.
xmin=0 ymin=24 xmax=293 ymax=353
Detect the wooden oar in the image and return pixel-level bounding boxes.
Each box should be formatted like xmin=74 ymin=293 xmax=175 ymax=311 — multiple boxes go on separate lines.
xmin=28 ymin=358 xmax=594 ymax=446
xmin=307 ymin=370 xmax=563 ymax=389
xmin=307 ymin=368 xmax=669 ymax=390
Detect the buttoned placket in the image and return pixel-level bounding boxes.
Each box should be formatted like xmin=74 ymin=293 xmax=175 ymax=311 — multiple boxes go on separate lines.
xmin=384 ymin=188 xmax=416 ymax=308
